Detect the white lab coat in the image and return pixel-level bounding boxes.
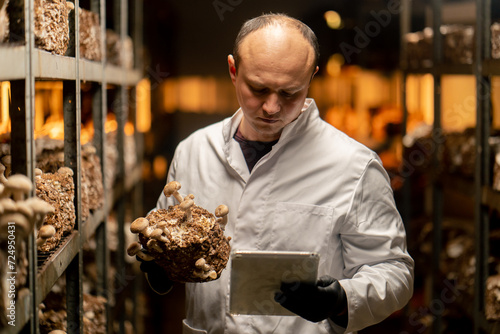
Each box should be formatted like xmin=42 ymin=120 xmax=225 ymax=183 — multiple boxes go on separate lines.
xmin=156 ymin=99 xmax=414 ymax=334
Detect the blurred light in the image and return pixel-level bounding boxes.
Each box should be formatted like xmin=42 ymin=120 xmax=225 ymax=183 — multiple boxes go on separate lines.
xmin=1 ymin=82 xmax=11 ymax=134
xmin=326 ymin=53 xmax=345 ymax=76
xmin=324 ymin=10 xmax=342 ymax=29
xmin=153 ymin=155 xmax=168 ymax=180
xmin=136 ymin=78 xmax=151 ymax=133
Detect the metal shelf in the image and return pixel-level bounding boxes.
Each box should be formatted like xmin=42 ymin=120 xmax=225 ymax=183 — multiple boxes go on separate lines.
xmin=401 ymin=0 xmax=499 ymax=333
xmin=36 ymin=231 xmax=80 ymax=305
xmin=482 ymin=59 xmax=500 ymax=76
xmin=482 ymin=186 xmax=500 ymax=212
xmin=403 ymin=63 xmax=475 ymax=75
xmin=0 ymin=0 xmax=144 ymax=332
xmin=0 ymin=45 xmax=142 ymax=85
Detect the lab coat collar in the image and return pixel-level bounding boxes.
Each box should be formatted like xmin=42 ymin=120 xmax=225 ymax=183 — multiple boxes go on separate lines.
xmin=221 ymin=98 xmax=318 ymax=181
xmin=222 ymin=98 xmax=318 ymax=145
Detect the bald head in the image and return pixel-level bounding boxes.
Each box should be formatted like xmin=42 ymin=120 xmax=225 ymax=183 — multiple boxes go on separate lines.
xmin=232 ymin=13 xmax=319 ymax=74
xmin=238 ymin=25 xmax=316 ymax=80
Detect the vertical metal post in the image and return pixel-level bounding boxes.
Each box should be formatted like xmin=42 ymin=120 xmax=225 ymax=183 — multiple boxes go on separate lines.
xmin=9 ymin=0 xmax=36 ymax=331
xmin=113 ymin=0 xmax=129 ymax=332
xmin=399 ymin=0 xmax=411 ymax=234
xmin=474 ymin=0 xmax=491 ymax=333
xmin=91 ymin=1 xmax=110 ymax=332
xmin=64 ymin=0 xmax=82 ymax=333
xmin=131 ymin=1 xmax=143 ymax=332
xmin=430 ymin=1 xmax=443 ymax=333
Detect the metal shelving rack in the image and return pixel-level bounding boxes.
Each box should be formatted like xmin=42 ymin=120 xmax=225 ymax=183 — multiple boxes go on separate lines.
xmin=401 ymin=0 xmax=500 ymax=333
xmin=0 ymin=0 xmax=144 ymax=332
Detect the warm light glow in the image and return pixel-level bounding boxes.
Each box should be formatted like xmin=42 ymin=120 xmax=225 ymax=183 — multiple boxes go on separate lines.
xmin=492 ymin=77 xmax=500 ymax=130
xmin=441 ymin=75 xmax=476 ymax=132
xmin=162 ymin=77 xmax=238 ymax=114
xmin=124 ymin=121 xmax=135 ymax=136
xmin=326 ymin=54 xmax=345 ymax=77
xmin=178 ymin=77 xmax=203 ymax=112
xmin=405 ymin=74 xmax=434 ymax=131
xmin=105 ymin=114 xmax=118 ymax=133
xmin=153 ymin=155 xmax=168 ymax=180
xmin=136 ymin=78 xmax=151 ymax=132
xmin=0 ymin=82 xmax=11 ymax=134
xmin=163 ymin=79 xmax=178 ymax=113
xmin=324 ymin=10 xmax=342 ymax=29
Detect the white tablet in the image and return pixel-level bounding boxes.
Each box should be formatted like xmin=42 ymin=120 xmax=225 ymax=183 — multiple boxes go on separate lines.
xmin=229 ymin=250 xmax=320 ymax=316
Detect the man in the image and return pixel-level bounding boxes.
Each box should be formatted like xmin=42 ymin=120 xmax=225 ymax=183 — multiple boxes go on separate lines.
xmin=147 ymin=13 xmax=414 ymax=334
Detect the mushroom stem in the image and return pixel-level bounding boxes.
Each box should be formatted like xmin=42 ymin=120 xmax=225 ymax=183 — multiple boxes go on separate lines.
xmin=147 ymin=239 xmax=164 ymax=253
xmin=215 ymin=205 xmax=229 ymax=229
xmin=0 ymin=163 xmax=7 ymax=185
xmin=127 ymin=242 xmax=154 ymax=261
xmin=150 ymin=228 xmax=169 ymax=243
xmin=157 ymin=221 xmax=171 ymax=238
xmin=0 ymin=213 xmax=32 ymax=239
xmin=180 ymin=199 xmax=194 ymax=221
xmin=163 ymin=181 xmax=183 ymax=203
xmin=36 ymin=225 xmax=56 ymax=247
xmin=6 ymin=174 xmax=33 ymax=202
xmin=1 ymin=155 xmax=11 ymax=178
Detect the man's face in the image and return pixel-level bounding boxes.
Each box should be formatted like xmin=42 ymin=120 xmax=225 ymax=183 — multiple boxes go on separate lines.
xmin=228 ymin=26 xmax=318 ymax=142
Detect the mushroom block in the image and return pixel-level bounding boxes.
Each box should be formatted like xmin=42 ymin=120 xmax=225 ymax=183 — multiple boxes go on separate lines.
xmin=130 ymin=184 xmax=231 ymax=283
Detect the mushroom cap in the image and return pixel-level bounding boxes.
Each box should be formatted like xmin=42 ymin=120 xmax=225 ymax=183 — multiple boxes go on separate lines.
xmin=215 ymin=204 xmax=229 ymax=217
xmin=195 ymin=258 xmax=206 ymax=269
xmin=150 ymin=228 xmax=164 ymax=239
xmin=16 ymin=202 xmax=34 ymax=220
xmin=38 ymin=224 xmax=56 ymax=238
xmin=5 ymin=174 xmax=33 ymax=194
xmin=180 ymin=199 xmax=194 ymax=211
xmin=1 ymin=155 xmax=11 ymax=165
xmin=34 ymin=168 xmax=43 ymax=177
xmin=0 ymin=213 xmax=32 ymax=237
xmin=24 ymin=197 xmax=55 ymax=215
xmin=130 ymin=217 xmax=149 ymax=234
xmin=48 ymin=330 xmax=67 ymax=334
xmin=0 ymin=183 xmax=4 ymax=195
xmin=163 ymin=181 xmax=181 ymax=197
xmin=0 ymin=198 xmax=17 ymax=212
xmin=127 ymin=242 xmax=142 ymax=256
xmin=58 ymin=167 xmax=74 ymax=177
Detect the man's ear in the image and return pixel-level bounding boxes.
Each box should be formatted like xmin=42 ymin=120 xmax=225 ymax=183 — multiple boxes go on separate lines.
xmin=311 ymin=66 xmax=319 ymax=82
xmin=228 ymin=55 xmax=237 ymax=83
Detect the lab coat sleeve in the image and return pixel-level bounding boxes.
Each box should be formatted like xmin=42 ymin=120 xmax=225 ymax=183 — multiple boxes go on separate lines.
xmin=338 ymin=158 xmax=414 ymax=333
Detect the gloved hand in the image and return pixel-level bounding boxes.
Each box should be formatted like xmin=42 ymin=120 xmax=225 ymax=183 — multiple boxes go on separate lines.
xmin=274 ymin=275 xmax=348 ymax=324
xmin=137 ymin=255 xmax=174 ymax=295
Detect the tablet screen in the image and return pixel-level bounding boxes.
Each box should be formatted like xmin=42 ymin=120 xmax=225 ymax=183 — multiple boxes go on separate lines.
xmin=229 ymin=250 xmax=319 ymax=316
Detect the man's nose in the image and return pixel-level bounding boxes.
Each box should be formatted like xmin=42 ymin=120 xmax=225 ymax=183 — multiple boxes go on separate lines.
xmin=262 ymin=93 xmax=281 ymax=115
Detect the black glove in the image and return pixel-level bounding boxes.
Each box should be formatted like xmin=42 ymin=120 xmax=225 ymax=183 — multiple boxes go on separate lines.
xmin=274 ymin=275 xmax=348 ymax=325
xmin=137 ymin=255 xmax=174 ymax=295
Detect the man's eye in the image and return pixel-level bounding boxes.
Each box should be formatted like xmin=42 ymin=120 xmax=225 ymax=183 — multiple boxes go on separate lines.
xmin=280 ymin=91 xmax=293 ymax=98
xmin=251 ymin=87 xmax=267 ymax=95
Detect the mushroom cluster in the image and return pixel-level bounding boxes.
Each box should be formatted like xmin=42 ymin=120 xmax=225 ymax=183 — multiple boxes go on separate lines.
xmin=0 ymin=171 xmax=54 ymax=328
xmin=35 ymin=166 xmax=75 ymax=252
xmin=0 ymin=173 xmax=55 ymax=245
xmin=486 ymin=274 xmax=500 ymax=320
xmin=36 ymin=141 xmax=103 ymax=222
xmin=128 ymin=181 xmax=231 ymax=283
